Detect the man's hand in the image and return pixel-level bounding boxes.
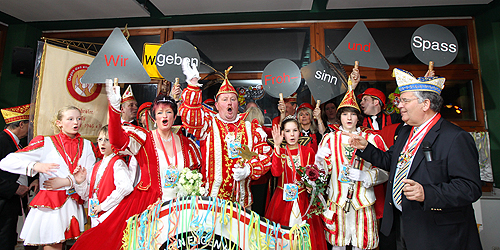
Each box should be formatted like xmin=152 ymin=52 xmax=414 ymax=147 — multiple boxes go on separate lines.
xmin=232 ymin=163 xmax=251 ymax=181
xmin=402 ymin=179 xmax=425 ymax=202
xmin=342 ymin=131 xmax=368 ymax=150
xmin=424 ymin=69 xmax=435 ymax=78
xmin=28 ymin=179 xmax=39 ymax=194
xmin=277 ymin=100 xmax=286 ymax=114
xmin=181 ymin=58 xmax=201 ymax=86
xmin=16 ymin=185 xmax=29 ymax=197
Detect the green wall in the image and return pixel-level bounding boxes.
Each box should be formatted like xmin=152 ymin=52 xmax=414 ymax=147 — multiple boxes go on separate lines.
xmin=476 ymin=0 xmax=500 ymax=187
xmin=0 ymin=24 xmax=41 ymax=130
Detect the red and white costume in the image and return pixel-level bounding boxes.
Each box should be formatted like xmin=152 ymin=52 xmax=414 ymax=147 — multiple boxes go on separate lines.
xmin=265 ymin=145 xmax=327 ymax=250
xmin=320 ymin=127 xmax=388 ymax=249
xmin=152 ymin=127 xmax=201 ymax=201
xmin=74 ymin=153 xmax=134 ymax=227
xmin=179 ymin=84 xmax=272 ymax=207
xmin=0 ymin=132 xmax=95 ymax=245
xmin=71 ymin=104 xmax=161 ymax=250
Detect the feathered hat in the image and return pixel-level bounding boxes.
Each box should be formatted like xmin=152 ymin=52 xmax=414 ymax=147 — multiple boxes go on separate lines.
xmin=337 ymin=78 xmax=360 ymax=112
xmin=1 ymin=104 xmax=30 ymax=124
xmin=121 ymin=85 xmax=136 ymax=104
xmin=392 ymin=68 xmax=445 ymax=95
xmin=216 ymin=66 xmax=237 ymax=99
xmin=283 ymin=93 xmax=297 ymax=103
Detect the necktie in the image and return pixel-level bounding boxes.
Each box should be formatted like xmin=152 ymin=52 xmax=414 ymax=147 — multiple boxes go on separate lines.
xmin=371 ymin=116 xmax=379 ymax=130
xmin=393 ymin=127 xmax=418 ymax=205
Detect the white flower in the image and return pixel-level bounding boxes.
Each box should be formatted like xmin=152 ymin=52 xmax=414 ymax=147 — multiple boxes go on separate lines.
xmin=198 ymin=186 xmax=205 ymax=195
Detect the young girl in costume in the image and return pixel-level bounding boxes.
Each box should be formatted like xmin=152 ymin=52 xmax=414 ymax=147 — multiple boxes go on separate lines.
xmin=0 ymin=106 xmax=96 ymax=250
xmin=150 ymin=94 xmax=201 ymax=201
xmin=265 ymin=116 xmax=327 ymax=250
xmin=73 ymin=125 xmax=134 ymax=227
xmin=316 ymin=80 xmax=388 ymax=250
xmin=71 ymin=79 xmax=161 ymax=250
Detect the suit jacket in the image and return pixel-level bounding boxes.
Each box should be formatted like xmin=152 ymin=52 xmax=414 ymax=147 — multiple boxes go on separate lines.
xmin=358 ymin=117 xmax=482 ymax=250
xmin=0 ymin=130 xmax=21 ymax=202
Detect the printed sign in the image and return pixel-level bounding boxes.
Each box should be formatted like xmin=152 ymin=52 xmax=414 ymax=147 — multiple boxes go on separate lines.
xmin=301 ymin=55 xmax=347 ymax=103
xmin=81 ymin=27 xmax=151 ymax=84
xmin=155 ymin=39 xmax=200 ymax=83
xmin=142 ymin=43 xmax=163 ymax=79
xmin=411 ymin=24 xmax=458 ymax=67
xmin=261 ymin=58 xmax=301 ymax=98
xmin=333 ymin=21 xmax=389 ymax=70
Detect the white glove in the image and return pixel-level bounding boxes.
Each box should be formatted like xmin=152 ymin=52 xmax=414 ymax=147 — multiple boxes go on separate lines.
xmin=181 ymin=58 xmax=201 ymax=86
xmin=315 ymin=146 xmax=331 ymax=165
xmin=232 ymin=163 xmax=251 ymax=181
xmin=348 ymin=168 xmax=367 ymax=182
xmin=105 ymin=79 xmax=121 ymax=110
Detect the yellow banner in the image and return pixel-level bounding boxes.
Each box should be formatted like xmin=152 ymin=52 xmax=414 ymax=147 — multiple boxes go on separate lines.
xmin=33 ymin=43 xmax=108 ymax=140
xmin=142 ymin=43 xmax=162 ymax=79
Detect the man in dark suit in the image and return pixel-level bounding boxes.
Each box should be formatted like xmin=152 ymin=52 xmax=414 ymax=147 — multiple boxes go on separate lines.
xmin=344 ymin=68 xmax=482 ymax=250
xmin=0 ymin=104 xmax=36 ymax=250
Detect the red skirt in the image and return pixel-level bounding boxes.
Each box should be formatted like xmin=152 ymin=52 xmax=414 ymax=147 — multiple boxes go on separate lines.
xmin=265 ymin=187 xmax=327 ymax=250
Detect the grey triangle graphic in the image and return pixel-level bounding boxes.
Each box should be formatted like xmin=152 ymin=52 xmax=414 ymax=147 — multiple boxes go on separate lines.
xmin=333 ymin=21 xmax=389 ymax=70
xmin=81 ymin=27 xmax=151 ymax=83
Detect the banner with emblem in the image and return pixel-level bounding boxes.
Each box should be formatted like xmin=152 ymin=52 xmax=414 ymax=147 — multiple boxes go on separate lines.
xmin=30 ymin=42 xmax=108 ymax=140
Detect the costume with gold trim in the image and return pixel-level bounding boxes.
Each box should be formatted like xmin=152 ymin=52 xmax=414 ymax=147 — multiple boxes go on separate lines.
xmin=265 ymin=145 xmax=327 ymax=250
xmin=179 ymin=84 xmax=272 ymax=207
xmin=74 ymin=153 xmax=134 ymax=228
xmin=320 ymin=128 xmax=388 ymax=249
xmin=0 ymin=132 xmax=96 ymax=245
xmin=1 ymin=104 xmax=30 ymax=124
xmin=152 ymin=126 xmax=202 ymax=201
xmin=71 ymin=104 xmax=161 ymax=250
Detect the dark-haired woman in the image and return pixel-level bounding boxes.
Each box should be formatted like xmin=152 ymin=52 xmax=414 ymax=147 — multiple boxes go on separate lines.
xmin=151 ymin=94 xmax=202 ymax=200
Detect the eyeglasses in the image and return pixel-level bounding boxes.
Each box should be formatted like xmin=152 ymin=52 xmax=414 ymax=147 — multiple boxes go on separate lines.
xmin=400 ymin=98 xmax=418 ymax=105
xmin=97 ymin=138 xmax=109 ymax=143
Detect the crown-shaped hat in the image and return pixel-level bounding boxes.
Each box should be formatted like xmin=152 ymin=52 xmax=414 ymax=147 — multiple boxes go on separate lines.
xmin=216 ymin=66 xmax=237 ymax=99
xmin=1 ymin=104 xmax=30 ymax=124
xmin=337 ymin=77 xmax=360 ymax=112
xmin=283 ymin=93 xmax=297 ymax=103
xmin=392 ymin=68 xmax=445 ymax=95
xmin=121 ymin=85 xmax=136 ymax=104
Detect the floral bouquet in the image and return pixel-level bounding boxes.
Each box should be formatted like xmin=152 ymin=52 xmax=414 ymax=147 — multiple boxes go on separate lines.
xmin=175 ymin=168 xmax=206 ymax=197
xmin=297 ymin=164 xmax=328 ymax=218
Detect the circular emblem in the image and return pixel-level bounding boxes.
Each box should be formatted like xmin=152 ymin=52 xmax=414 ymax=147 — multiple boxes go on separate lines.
xmin=66 ymin=64 xmax=102 ymax=102
xmin=155 ymin=39 xmax=200 ymax=83
xmin=411 ymin=24 xmax=458 ymax=67
xmin=261 ymin=59 xmax=301 ymax=98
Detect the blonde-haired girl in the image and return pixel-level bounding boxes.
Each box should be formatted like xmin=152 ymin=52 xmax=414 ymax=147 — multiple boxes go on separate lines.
xmin=0 ymin=105 xmax=96 ymax=250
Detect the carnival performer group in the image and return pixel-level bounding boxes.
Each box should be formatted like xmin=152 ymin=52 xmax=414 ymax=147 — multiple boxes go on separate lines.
xmin=0 ymin=57 xmax=483 ymax=250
